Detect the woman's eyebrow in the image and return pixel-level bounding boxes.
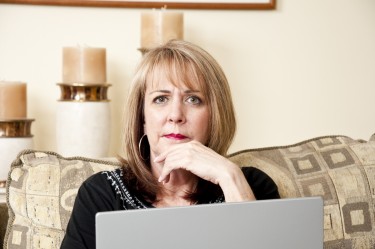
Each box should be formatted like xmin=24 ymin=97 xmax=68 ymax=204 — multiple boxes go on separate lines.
xmin=149 ymin=89 xmax=200 ymax=95
xmin=184 ymin=90 xmax=200 ymax=94
xmin=149 ymin=90 xmax=170 ymax=94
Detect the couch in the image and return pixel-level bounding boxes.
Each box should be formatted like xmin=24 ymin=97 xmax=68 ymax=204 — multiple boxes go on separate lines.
xmin=1 ymin=133 xmax=375 ymax=248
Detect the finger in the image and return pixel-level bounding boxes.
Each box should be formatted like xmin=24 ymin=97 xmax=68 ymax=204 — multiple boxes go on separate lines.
xmin=162 ymin=174 xmax=170 ymax=184
xmin=158 ymin=170 xmax=170 ymax=183
xmin=158 ymin=154 xmax=185 ymax=183
xmin=153 ymin=153 xmax=165 ymax=163
xmin=154 ymin=146 xmax=178 ymax=163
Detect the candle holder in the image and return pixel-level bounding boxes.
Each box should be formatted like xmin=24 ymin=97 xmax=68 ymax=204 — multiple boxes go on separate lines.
xmin=57 ymin=83 xmax=111 ymax=102
xmin=56 ymin=83 xmax=111 ymax=158
xmin=0 ymin=119 xmax=35 ymax=188
xmin=0 ymin=118 xmax=34 ymax=137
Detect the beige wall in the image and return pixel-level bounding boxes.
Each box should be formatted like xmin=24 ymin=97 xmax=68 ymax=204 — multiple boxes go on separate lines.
xmin=0 ymin=0 xmax=374 ymax=157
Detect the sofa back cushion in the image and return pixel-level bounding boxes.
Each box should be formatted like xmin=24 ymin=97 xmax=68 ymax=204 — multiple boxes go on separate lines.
xmin=4 ymin=133 xmax=375 ymax=248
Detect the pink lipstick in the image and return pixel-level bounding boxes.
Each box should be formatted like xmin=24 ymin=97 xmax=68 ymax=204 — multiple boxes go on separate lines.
xmin=164 ymin=133 xmax=187 ymax=140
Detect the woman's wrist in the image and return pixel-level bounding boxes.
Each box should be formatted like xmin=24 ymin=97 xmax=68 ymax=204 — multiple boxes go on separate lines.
xmin=218 ymin=162 xmax=256 ymax=202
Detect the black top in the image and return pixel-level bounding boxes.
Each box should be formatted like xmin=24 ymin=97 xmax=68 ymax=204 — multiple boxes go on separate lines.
xmin=61 ymin=167 xmax=280 ymax=249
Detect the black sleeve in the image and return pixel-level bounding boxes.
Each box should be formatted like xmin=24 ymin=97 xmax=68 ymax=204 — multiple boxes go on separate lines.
xmin=60 ymin=172 xmax=117 ymax=249
xmin=241 ymin=167 xmax=280 ymax=200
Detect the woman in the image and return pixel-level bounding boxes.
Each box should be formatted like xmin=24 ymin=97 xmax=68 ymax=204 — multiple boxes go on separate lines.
xmin=61 ymin=40 xmax=280 ymax=248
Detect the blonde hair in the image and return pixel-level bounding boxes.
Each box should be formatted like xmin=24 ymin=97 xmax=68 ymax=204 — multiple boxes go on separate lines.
xmin=121 ymin=40 xmax=236 ymax=200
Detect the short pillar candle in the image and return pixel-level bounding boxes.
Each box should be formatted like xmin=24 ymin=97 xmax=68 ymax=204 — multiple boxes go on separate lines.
xmin=63 ymin=46 xmax=107 ymax=84
xmin=141 ymin=9 xmax=183 ymax=49
xmin=0 ymin=81 xmax=27 ymax=119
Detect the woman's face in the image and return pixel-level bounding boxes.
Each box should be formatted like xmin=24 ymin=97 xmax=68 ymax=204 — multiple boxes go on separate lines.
xmin=143 ymin=70 xmax=210 ymax=160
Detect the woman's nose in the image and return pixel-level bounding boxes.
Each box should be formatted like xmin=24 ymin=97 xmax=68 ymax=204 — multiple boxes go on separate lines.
xmin=168 ymin=100 xmax=185 ymax=124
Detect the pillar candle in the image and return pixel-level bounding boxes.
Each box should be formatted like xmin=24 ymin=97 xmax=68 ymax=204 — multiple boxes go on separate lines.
xmin=141 ymin=9 xmax=183 ymax=49
xmin=0 ymin=81 xmax=27 ymax=120
xmin=63 ymin=46 xmax=107 ymax=84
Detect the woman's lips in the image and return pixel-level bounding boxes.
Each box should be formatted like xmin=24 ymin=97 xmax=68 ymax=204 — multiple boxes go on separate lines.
xmin=164 ymin=133 xmax=188 ymax=140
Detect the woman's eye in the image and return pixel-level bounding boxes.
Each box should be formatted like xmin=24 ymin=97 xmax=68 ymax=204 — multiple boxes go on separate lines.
xmin=186 ymin=96 xmax=202 ymax=105
xmin=153 ymin=96 xmax=168 ymax=104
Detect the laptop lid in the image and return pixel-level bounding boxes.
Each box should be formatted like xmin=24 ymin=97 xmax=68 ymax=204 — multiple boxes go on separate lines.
xmin=96 ymin=197 xmax=323 ymax=249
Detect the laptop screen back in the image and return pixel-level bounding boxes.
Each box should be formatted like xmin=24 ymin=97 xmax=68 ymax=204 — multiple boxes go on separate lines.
xmin=96 ymin=197 xmax=323 ymax=249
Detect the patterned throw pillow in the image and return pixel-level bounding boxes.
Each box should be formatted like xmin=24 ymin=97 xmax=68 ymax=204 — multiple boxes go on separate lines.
xmin=4 ymin=150 xmax=120 ymax=249
xmin=229 ymin=134 xmax=375 ymax=248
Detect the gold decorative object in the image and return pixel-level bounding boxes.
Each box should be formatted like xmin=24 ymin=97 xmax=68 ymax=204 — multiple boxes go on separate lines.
xmin=0 ymin=119 xmax=34 ymax=138
xmin=57 ymin=83 xmax=111 ymax=102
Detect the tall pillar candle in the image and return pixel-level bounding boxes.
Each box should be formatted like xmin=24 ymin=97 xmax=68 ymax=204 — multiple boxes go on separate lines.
xmin=0 ymin=81 xmax=27 ymax=119
xmin=141 ymin=10 xmax=183 ymax=49
xmin=63 ymin=46 xmax=107 ymax=84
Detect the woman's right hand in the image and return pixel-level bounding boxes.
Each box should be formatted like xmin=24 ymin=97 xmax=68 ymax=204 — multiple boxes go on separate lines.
xmin=154 ymin=140 xmax=256 ymax=202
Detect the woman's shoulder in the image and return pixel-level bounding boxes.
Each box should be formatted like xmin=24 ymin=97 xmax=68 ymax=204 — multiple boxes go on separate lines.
xmin=82 ymin=167 xmax=152 ymax=209
xmin=78 ymin=168 xmax=126 ymax=197
xmin=240 ymin=166 xmax=269 ymax=179
xmin=240 ymin=166 xmax=280 ymax=200
xmin=83 ymin=168 xmax=124 ymax=186
xmin=240 ymin=166 xmax=268 ymax=178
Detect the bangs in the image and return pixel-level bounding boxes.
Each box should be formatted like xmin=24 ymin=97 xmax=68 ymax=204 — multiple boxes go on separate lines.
xmin=146 ymin=50 xmax=208 ymax=97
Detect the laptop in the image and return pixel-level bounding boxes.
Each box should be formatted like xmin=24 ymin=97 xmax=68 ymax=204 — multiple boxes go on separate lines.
xmin=96 ymin=197 xmax=323 ymax=249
